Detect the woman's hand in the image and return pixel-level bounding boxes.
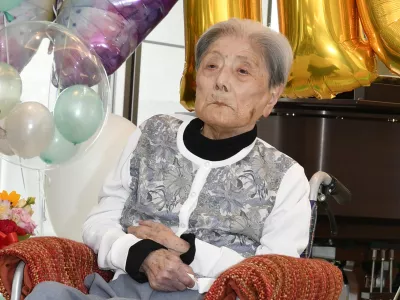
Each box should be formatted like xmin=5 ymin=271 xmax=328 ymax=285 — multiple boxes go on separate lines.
xmin=141 ymin=249 xmax=195 ymax=291
xmin=128 ymin=220 xmax=190 ymax=254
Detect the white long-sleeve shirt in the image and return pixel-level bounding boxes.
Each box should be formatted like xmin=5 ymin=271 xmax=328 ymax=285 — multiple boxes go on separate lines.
xmin=82 ymin=114 xmax=311 ymax=293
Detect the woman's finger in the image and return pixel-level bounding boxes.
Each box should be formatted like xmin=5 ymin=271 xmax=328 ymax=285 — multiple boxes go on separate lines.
xmin=176 ymin=270 xmax=196 ymax=288
xmin=128 ymin=226 xmax=151 ymax=239
xmin=180 ymin=263 xmax=195 ymax=276
xmin=139 ymin=220 xmax=157 ymax=227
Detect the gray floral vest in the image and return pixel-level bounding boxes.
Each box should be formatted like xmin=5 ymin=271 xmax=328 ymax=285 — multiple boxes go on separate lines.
xmin=120 ymin=115 xmax=295 ymax=257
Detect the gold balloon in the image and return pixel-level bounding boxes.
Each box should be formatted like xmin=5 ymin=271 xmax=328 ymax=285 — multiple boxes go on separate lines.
xmin=180 ymin=0 xmax=261 ymax=111
xmin=278 ymin=0 xmax=378 ymax=99
xmin=357 ymin=0 xmax=400 ymax=76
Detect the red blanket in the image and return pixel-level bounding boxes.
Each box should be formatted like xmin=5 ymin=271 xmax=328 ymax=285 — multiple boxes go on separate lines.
xmin=0 ymin=237 xmax=343 ymax=300
xmin=205 ymin=255 xmax=343 ymax=300
xmin=0 ymin=237 xmax=113 ymax=300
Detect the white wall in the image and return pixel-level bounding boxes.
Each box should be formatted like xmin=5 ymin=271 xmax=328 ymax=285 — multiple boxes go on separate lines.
xmin=136 ymin=0 xmax=187 ymax=125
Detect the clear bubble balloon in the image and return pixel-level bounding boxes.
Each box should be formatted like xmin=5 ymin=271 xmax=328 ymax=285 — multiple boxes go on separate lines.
xmin=0 ymin=1 xmax=57 ymax=73
xmin=0 ymin=62 xmax=22 ymax=119
xmin=5 ymin=102 xmax=54 ymax=159
xmin=0 ymin=0 xmax=55 ymax=30
xmin=0 ymin=21 xmax=110 ymax=170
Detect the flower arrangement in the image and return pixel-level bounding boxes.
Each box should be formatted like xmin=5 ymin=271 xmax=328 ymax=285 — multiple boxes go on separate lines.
xmin=0 ymin=190 xmax=36 ymax=249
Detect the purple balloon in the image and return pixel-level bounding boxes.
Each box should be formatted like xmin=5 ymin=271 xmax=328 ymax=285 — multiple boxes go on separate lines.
xmin=56 ymin=0 xmax=178 ymax=77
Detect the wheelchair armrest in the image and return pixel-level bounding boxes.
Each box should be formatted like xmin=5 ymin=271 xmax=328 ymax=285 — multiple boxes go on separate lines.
xmin=0 ymin=237 xmax=113 ymax=299
xmin=11 ymin=261 xmax=25 ymax=300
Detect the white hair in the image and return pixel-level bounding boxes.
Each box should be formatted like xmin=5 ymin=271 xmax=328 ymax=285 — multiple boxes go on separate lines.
xmin=195 ymin=18 xmax=293 ymax=88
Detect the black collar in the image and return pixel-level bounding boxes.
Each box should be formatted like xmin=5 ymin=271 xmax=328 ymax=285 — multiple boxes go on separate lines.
xmin=183 ymin=118 xmax=257 ymax=161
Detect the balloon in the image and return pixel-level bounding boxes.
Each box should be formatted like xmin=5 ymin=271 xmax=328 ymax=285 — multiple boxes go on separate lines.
xmin=51 ymin=38 xmax=106 ymax=89
xmin=277 ymin=0 xmax=378 ymax=99
xmin=54 ymin=85 xmax=104 ymax=144
xmin=357 ymin=0 xmax=400 ymax=76
xmin=180 ymin=0 xmax=262 ymax=111
xmin=0 ymin=0 xmax=23 ymax=12
xmin=0 ymin=62 xmax=21 ymax=119
xmin=56 ymin=0 xmax=178 ymax=76
xmin=5 ymin=102 xmax=54 ymax=159
xmin=0 ymin=125 xmax=14 ymax=155
xmin=0 ymin=21 xmax=48 ymax=75
xmin=0 ymin=1 xmax=56 ymax=72
xmin=0 ymin=0 xmax=55 ymax=28
xmin=40 ymin=127 xmax=78 ymax=164
xmin=0 ymin=21 xmax=110 ymax=170
xmin=0 ymin=139 xmax=14 ymax=155
xmin=44 ymin=114 xmax=136 ymax=242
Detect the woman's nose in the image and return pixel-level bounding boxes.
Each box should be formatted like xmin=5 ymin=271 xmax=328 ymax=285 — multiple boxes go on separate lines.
xmin=215 ymin=81 xmax=229 ymax=92
xmin=214 ymin=68 xmax=231 ymax=92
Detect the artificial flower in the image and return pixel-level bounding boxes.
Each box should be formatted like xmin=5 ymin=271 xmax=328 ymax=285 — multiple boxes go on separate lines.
xmin=19 ymin=220 xmax=36 ymax=235
xmin=26 ymin=197 xmax=35 ymax=206
xmin=17 ymin=198 xmax=27 ymax=208
xmin=0 ymin=220 xmax=17 ymax=234
xmin=0 ymin=200 xmax=11 ymax=220
xmin=24 ymin=205 xmax=33 ymax=216
xmin=0 ymin=190 xmax=20 ymax=207
xmin=21 ymin=197 xmax=35 ymax=215
xmin=11 ymin=208 xmax=36 ymax=234
xmin=15 ymin=226 xmax=27 ymax=236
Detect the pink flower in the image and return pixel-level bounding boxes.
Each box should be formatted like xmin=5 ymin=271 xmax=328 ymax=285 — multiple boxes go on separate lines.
xmin=0 ymin=200 xmax=11 ymax=220
xmin=11 ymin=208 xmax=36 ymax=234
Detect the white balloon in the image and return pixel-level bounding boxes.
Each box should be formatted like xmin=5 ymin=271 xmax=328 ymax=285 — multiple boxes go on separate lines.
xmin=0 ymin=62 xmax=22 ymax=119
xmin=44 ymin=114 xmax=136 ymax=242
xmin=5 ymin=102 xmax=54 ymax=158
xmin=0 ymin=121 xmax=13 ymax=155
xmin=0 ymin=142 xmax=14 ymax=155
xmin=0 ymin=140 xmax=14 ymax=155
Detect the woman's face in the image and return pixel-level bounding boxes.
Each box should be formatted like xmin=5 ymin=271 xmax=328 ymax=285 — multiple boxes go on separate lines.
xmin=195 ymin=35 xmax=278 ymax=131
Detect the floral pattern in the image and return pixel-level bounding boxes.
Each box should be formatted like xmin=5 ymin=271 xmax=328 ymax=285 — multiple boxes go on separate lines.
xmin=120 ymin=115 xmax=295 ymax=257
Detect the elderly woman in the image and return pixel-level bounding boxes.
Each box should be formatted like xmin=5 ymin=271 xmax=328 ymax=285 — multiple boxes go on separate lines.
xmin=27 ymin=18 xmax=311 ymax=300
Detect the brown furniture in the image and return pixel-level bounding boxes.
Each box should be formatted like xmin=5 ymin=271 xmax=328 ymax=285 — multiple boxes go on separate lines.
xmin=257 ymin=82 xmax=400 ymax=299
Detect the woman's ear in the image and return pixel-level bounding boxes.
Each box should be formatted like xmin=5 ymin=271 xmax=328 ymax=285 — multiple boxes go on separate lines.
xmin=262 ymin=84 xmax=285 ymax=118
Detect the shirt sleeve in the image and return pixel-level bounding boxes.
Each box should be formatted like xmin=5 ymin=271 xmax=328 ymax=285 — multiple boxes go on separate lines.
xmin=189 ymin=163 xmax=311 ymax=278
xmin=82 ymin=128 xmax=143 ymax=271
xmin=256 ymin=163 xmax=311 ymax=257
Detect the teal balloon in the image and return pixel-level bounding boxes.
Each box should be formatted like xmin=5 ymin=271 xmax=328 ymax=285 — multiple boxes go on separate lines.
xmin=0 ymin=0 xmax=23 ymax=11
xmin=40 ymin=128 xmax=78 ymax=165
xmin=54 ymin=85 xmax=104 ymax=144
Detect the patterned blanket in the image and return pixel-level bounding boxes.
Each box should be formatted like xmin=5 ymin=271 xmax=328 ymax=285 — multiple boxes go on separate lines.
xmin=0 ymin=237 xmax=113 ymax=300
xmin=205 ymin=254 xmax=343 ymax=300
xmin=0 ymin=237 xmax=343 ymax=300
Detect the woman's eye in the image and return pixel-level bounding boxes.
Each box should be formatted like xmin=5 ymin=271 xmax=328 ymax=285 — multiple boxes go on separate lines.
xmin=207 ymin=64 xmax=217 ymax=69
xmin=238 ymin=68 xmax=249 ymax=75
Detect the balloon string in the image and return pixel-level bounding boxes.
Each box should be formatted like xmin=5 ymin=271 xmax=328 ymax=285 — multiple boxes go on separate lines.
xmin=18 ymin=158 xmax=26 ymax=193
xmin=18 ymin=159 xmax=27 ymax=222
xmin=37 ymin=170 xmax=46 ymax=236
xmin=2 ymin=14 xmax=9 ymax=64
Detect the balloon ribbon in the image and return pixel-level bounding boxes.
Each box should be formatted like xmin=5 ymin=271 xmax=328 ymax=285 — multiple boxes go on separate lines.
xmin=1 ymin=11 xmax=15 ymax=22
